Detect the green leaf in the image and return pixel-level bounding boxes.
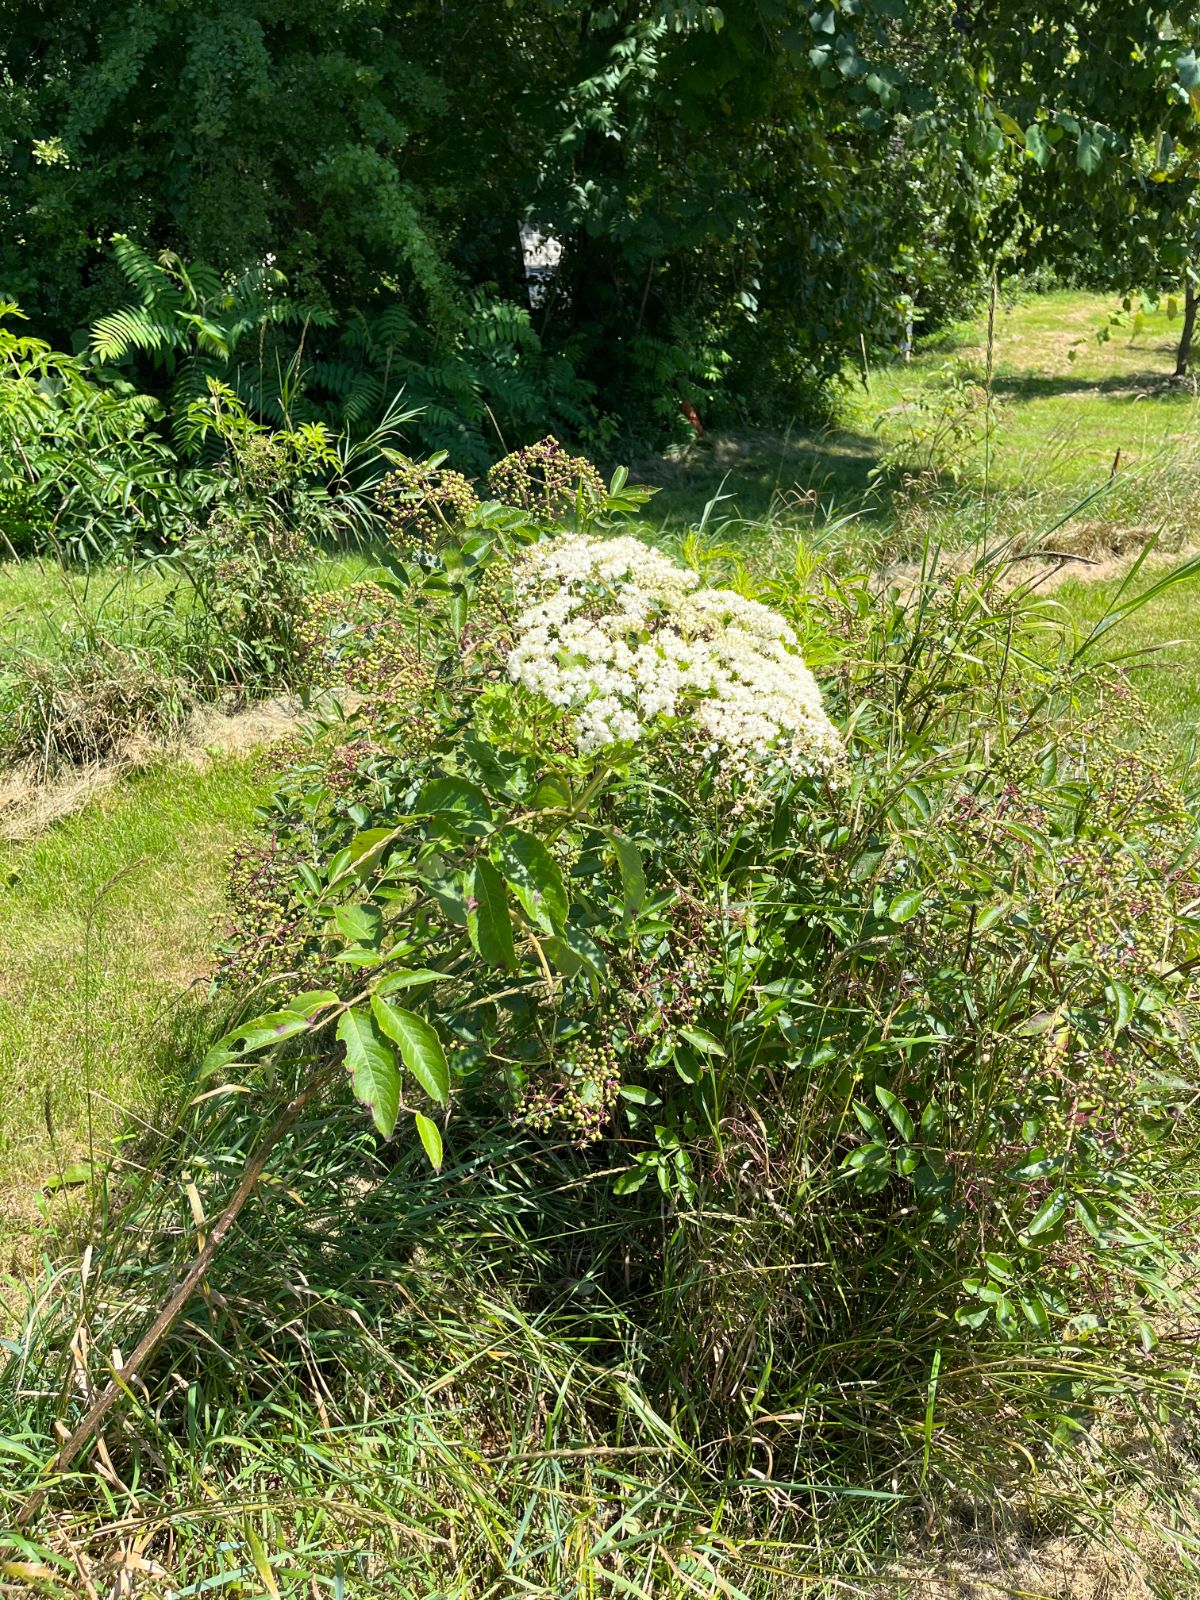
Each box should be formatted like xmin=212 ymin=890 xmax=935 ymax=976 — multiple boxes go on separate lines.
xmin=678 ymin=1026 xmax=725 ymax=1057
xmin=374 ymin=968 xmax=448 ymax=995
xmin=468 ymin=857 xmax=516 ymax=970
xmin=334 ymin=903 xmax=383 ymax=948
xmin=288 ymin=990 xmax=339 ymax=1017
xmin=1024 ymin=122 xmax=1051 ymax=168
xmin=876 ymin=1085 xmax=915 ymax=1141
xmin=607 ymin=830 xmax=647 ymax=916
xmin=414 ymin=1111 xmax=444 ymax=1170
xmin=417 ymin=776 xmax=493 ymax=840
xmin=1020 ymin=1295 xmax=1050 ymax=1335
xmin=955 ymin=1304 xmax=990 ymax=1329
xmin=614 ymin=1163 xmax=651 ymax=1195
xmin=888 ymin=888 xmax=925 ymax=924
xmin=853 ymin=1100 xmax=885 ymax=1139
xmin=545 ymin=921 xmax=606 ymax=980
xmin=1106 ymin=979 xmax=1135 ymax=1033
xmin=338 ymin=1008 xmax=400 ymax=1136
xmin=370 ymin=996 xmax=450 ymax=1106
xmin=493 ymin=826 xmax=568 ymax=933
xmin=44 ymin=1161 xmax=93 ymax=1192
xmin=219 ymin=1010 xmax=311 ymax=1057
xmin=1023 ymin=1189 xmax=1068 ymax=1240
xmin=1076 ymin=126 xmax=1105 ymax=175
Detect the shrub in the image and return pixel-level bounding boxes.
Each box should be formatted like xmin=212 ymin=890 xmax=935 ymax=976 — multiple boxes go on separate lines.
xmin=172 ymin=510 xmax=313 ymax=691
xmin=8 ymin=516 xmax=1199 ymax=1587
xmin=485 ymin=435 xmax=605 ymax=521
xmin=374 ymin=455 xmax=479 ymax=549
xmin=215 ymin=522 xmax=1200 ymax=1392
xmin=0 ymin=303 xmax=189 ymax=560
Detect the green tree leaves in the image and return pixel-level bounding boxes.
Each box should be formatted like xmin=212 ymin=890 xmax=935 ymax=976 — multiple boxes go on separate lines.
xmin=338 ymin=1008 xmax=400 ymax=1137
xmin=370 ymin=997 xmax=449 ymax=1106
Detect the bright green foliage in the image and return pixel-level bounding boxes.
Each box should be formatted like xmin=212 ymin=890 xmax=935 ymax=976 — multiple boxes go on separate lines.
xmin=0 ymin=303 xmax=185 ymax=558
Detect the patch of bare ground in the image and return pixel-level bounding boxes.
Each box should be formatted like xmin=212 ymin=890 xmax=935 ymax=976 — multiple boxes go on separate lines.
xmin=876 ymin=538 xmax=1200 ymax=603
xmin=890 ymin=1528 xmax=1182 ymax=1600
xmin=0 ymin=695 xmax=302 ymax=842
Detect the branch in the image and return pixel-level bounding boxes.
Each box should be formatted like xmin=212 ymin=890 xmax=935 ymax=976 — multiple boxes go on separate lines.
xmin=15 ymin=1066 xmax=333 ymax=1531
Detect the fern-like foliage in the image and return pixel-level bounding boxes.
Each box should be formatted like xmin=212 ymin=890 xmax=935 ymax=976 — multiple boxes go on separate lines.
xmin=89 ymin=236 xmax=329 ymax=449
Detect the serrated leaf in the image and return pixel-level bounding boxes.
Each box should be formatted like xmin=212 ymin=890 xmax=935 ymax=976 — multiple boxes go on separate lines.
xmin=374 ymin=968 xmax=448 ymax=995
xmin=493 ymin=826 xmax=567 ymax=933
xmin=370 ymin=997 xmax=449 ymax=1105
xmin=288 ymin=990 xmax=339 ymax=1017
xmin=468 ymin=857 xmax=516 ymax=970
xmin=417 ymin=776 xmax=493 ymax=839
xmin=220 ymin=1010 xmax=311 ymax=1057
xmin=334 ymin=903 xmax=383 ymax=948
xmin=338 ymin=1008 xmax=400 ymax=1135
xmin=414 ymin=1111 xmax=444 ymax=1170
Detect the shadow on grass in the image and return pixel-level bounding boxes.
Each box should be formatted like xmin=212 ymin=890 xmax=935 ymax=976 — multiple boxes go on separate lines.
xmin=988 ymin=371 xmax=1199 ymax=402
xmin=628 ymin=424 xmax=887 ymax=529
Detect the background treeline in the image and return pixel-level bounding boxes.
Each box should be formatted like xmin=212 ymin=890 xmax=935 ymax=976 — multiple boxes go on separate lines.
xmin=2 ymin=0 xmax=1200 ymax=464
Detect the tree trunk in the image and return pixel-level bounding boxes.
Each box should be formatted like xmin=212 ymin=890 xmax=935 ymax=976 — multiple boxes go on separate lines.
xmin=1175 ymin=276 xmax=1197 ymax=377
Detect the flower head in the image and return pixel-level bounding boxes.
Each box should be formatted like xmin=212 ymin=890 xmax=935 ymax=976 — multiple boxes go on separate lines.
xmin=507 ymin=534 xmax=843 ymax=782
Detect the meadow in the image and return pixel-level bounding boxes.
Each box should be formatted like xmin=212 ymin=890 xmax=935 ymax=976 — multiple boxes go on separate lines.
xmin=2 ymin=289 xmax=1200 ymax=1598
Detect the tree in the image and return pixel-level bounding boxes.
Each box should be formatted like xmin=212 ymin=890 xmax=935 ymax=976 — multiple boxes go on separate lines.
xmin=0 ymin=0 xmax=1000 ymax=442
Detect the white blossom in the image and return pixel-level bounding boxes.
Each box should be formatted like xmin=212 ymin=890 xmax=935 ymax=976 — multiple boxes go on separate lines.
xmin=506 ymin=534 xmax=843 ymax=781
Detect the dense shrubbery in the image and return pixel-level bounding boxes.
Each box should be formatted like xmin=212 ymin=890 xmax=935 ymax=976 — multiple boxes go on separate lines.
xmin=4 ymin=445 xmax=1200 ymax=1587
xmin=194 ymin=496 xmax=1200 ymax=1540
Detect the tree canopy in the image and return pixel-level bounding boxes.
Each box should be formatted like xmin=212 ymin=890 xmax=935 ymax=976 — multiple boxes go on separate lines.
xmin=1 ymin=0 xmax=1198 ymax=444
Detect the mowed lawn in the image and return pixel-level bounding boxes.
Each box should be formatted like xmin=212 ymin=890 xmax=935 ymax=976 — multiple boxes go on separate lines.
xmin=641 ymin=290 xmax=1200 ymax=547
xmin=0 ymin=758 xmax=266 ymax=1274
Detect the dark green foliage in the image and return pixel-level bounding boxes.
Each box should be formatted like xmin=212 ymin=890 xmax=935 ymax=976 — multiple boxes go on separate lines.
xmin=0 ymin=0 xmax=1011 ymax=447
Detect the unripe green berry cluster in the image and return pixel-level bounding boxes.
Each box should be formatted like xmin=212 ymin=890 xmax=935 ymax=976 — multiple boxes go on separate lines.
xmin=375 ymin=460 xmax=479 ymax=548
xmin=485 ymin=436 xmax=604 ymax=521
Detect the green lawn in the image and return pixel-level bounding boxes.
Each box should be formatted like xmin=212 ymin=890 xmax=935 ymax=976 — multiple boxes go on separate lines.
xmin=640 ymin=290 xmax=1200 ymax=565
xmin=0 ymin=757 xmax=266 ymax=1270
xmin=1057 ymin=561 xmax=1200 ymax=753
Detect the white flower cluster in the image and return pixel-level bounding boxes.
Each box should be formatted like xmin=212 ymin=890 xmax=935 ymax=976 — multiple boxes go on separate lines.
xmin=506 ymin=534 xmax=843 ymax=781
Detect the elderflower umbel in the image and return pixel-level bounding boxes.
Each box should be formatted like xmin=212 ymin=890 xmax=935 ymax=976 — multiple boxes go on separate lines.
xmin=507 ymin=534 xmax=843 ymax=781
